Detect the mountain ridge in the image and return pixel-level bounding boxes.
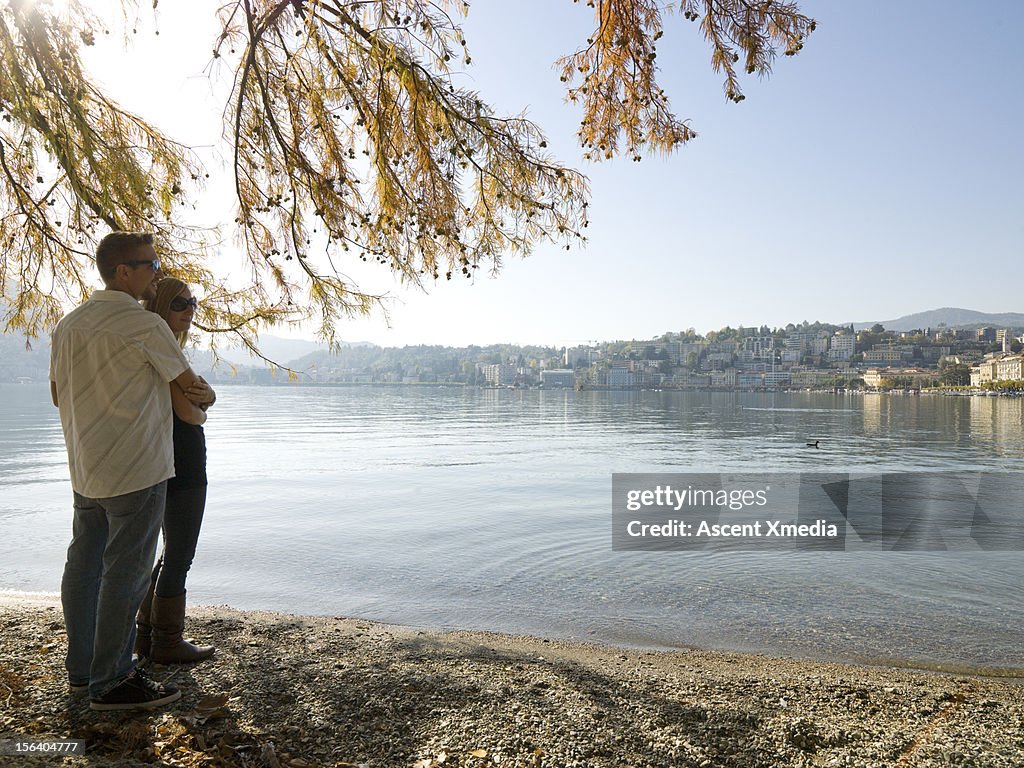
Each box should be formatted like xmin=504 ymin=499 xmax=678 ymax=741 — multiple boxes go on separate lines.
xmin=851 ymin=307 xmax=1024 ymax=332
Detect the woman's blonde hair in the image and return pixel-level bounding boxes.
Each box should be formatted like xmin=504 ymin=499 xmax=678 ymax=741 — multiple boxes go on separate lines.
xmin=144 ymin=277 xmax=190 ymax=348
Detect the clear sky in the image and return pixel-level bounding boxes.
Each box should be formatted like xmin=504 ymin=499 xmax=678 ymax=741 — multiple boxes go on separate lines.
xmin=75 ymin=1 xmax=1023 ymax=347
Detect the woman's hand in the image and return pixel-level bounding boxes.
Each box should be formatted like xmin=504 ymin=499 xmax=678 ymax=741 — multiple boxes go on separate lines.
xmin=185 ymin=376 xmax=217 ymax=410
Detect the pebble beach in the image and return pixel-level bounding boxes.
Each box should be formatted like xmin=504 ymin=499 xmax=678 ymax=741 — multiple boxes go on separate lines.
xmin=1 ymin=599 xmax=1021 ymax=768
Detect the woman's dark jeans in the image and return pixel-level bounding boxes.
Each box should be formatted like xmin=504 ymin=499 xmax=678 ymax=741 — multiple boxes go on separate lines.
xmin=153 ymin=484 xmax=207 ymax=598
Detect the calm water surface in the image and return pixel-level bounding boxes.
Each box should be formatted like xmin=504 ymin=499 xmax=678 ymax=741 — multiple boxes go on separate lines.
xmin=2 ymin=384 xmax=1022 ymax=673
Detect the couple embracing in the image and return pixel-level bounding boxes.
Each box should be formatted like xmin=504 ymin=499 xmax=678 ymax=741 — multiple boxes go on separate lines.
xmin=49 ymin=232 xmax=215 ymax=711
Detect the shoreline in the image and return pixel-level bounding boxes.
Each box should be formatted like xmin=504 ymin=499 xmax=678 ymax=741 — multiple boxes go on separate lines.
xmin=2 ymin=600 xmax=1022 ymax=767
xmin=9 ymin=380 xmax=1024 ymax=397
xmin=3 ymin=591 xmax=1021 ymax=683
xmin=5 ymin=591 xmax=1021 ymax=683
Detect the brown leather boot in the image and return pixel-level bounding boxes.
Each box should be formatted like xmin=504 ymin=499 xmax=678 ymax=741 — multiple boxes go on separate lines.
xmin=150 ymin=591 xmax=215 ymax=664
xmin=134 ymin=581 xmax=155 ymax=658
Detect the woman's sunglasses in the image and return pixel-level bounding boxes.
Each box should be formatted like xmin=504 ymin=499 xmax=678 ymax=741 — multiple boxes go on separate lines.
xmin=169 ymin=296 xmax=198 ymax=312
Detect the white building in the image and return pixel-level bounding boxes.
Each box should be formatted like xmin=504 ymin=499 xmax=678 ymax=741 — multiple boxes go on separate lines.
xmin=863 ymin=347 xmax=904 ymax=364
xmin=811 ymin=336 xmax=830 ymax=356
xmin=482 ymin=364 xmax=516 ymax=386
xmin=996 ymin=355 xmax=1024 ymax=381
xmin=969 ymin=354 xmax=1024 ymax=386
xmin=710 ymin=369 xmax=737 ymax=388
xmin=564 ymin=346 xmax=596 ymax=367
xmin=971 ymin=360 xmax=997 ymax=387
xmin=828 ymin=333 xmax=856 ymax=361
xmin=606 ymin=367 xmax=636 ymax=388
xmin=541 ymin=369 xmax=576 ymax=388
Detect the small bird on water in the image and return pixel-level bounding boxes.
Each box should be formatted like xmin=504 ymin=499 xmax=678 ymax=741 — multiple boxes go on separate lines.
xmin=806 ymin=440 xmax=820 ymax=448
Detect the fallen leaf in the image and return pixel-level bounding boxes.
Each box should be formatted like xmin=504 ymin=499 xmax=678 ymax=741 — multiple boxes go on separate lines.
xmin=470 ymin=748 xmax=487 ymax=758
xmin=197 ymin=692 xmax=230 ymax=710
xmin=180 ymin=693 xmax=231 ymax=725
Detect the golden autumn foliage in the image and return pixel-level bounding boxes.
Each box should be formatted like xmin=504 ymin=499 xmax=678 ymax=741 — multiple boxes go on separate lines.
xmin=0 ymin=0 xmax=813 ymax=348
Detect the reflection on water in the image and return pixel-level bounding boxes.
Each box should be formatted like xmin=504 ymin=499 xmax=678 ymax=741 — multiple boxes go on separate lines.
xmin=2 ymin=384 xmax=1022 ymax=672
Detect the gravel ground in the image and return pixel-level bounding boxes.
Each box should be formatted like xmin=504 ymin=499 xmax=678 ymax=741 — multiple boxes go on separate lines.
xmin=1 ymin=601 xmax=1021 ymax=767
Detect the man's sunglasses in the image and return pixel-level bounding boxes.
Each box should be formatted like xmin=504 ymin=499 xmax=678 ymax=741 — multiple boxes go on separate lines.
xmin=170 ymin=296 xmax=198 ymax=312
xmin=122 ymin=259 xmax=161 ymax=272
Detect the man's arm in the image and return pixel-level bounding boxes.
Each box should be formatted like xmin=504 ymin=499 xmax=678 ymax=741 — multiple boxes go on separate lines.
xmin=172 ymin=367 xmax=202 ymax=396
xmin=50 ymin=380 xmax=58 ymax=407
xmin=146 ymin=320 xmax=213 ymax=408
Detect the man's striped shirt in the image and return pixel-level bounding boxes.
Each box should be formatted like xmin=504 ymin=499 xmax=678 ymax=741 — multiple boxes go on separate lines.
xmin=49 ymin=290 xmax=190 ymax=498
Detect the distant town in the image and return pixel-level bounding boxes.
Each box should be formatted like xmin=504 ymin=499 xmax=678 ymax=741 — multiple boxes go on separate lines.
xmin=282 ymin=321 xmax=1024 ymax=393
xmin=4 ymin=316 xmax=1024 ymax=393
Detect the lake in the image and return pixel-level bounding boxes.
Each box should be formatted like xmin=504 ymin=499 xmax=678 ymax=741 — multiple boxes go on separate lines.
xmin=2 ymin=383 xmax=1022 ymax=674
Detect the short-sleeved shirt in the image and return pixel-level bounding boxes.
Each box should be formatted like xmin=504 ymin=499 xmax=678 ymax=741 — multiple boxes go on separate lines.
xmin=49 ymin=290 xmax=190 ymax=498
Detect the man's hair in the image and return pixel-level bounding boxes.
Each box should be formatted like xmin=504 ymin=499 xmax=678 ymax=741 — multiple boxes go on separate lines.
xmin=95 ymin=232 xmax=155 ymax=283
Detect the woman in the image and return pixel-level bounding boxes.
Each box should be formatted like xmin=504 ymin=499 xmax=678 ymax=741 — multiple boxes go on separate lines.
xmin=138 ymin=278 xmax=215 ymax=663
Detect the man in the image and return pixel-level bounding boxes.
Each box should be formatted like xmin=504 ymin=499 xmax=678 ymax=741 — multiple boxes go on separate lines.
xmin=49 ymin=232 xmax=213 ymax=711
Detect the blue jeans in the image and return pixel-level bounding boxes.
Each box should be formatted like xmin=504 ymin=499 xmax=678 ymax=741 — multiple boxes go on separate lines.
xmin=61 ymin=483 xmax=166 ymax=698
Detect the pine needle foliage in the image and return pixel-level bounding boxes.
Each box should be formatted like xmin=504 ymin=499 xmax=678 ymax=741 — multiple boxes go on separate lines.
xmin=0 ymin=0 xmax=813 ymax=348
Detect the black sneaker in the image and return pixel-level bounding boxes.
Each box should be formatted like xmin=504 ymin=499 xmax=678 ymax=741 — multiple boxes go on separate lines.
xmin=89 ymin=667 xmax=181 ymax=711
